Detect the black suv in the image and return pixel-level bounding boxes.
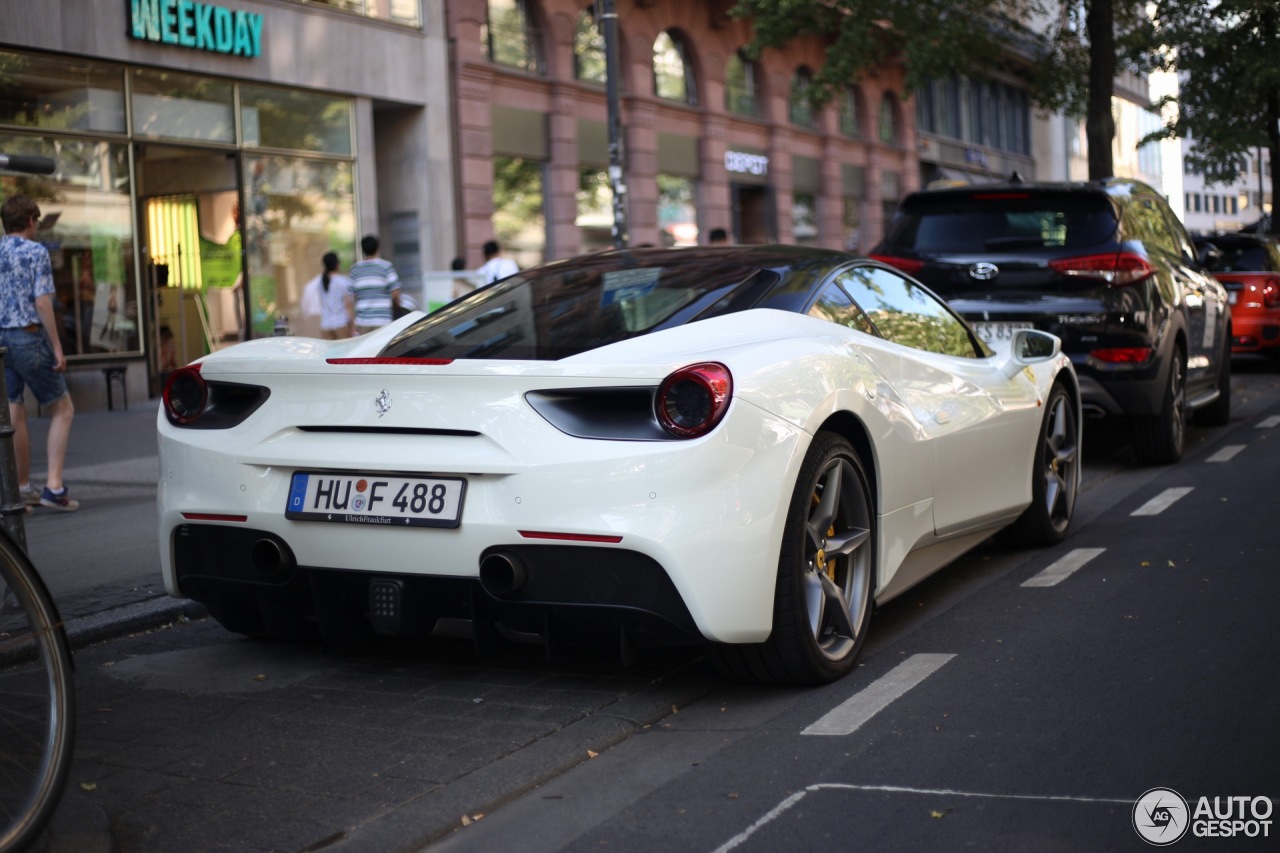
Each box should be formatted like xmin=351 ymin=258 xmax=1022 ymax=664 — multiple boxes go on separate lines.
xmin=871 ymin=178 xmax=1231 ymax=464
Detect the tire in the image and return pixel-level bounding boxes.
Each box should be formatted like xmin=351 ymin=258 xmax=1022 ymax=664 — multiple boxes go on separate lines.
xmin=1193 ymin=333 xmax=1232 ymax=427
xmin=0 ymin=533 xmax=76 ymax=853
xmin=709 ymin=432 xmax=874 ymax=685
xmin=1003 ymin=382 xmax=1079 ymax=547
xmin=1133 ymin=344 xmax=1186 ymax=465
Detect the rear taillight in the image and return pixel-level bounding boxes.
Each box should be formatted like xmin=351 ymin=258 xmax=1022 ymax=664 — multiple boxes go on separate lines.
xmin=1049 ymin=252 xmax=1155 ymax=286
xmin=869 ymin=254 xmax=924 ymax=275
xmin=163 ymin=365 xmax=207 ymax=425
xmin=655 ymin=363 xmax=732 ymax=438
xmin=1263 ymin=277 xmax=1280 ymax=308
xmin=1091 ymin=347 xmax=1154 ymax=364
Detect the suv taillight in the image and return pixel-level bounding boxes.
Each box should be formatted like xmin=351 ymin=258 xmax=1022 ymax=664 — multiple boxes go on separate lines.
xmin=869 ymin=254 xmax=924 ymax=275
xmin=1049 ymin=252 xmax=1155 ymax=286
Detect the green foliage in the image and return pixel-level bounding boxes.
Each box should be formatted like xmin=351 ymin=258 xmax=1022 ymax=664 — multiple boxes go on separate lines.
xmin=1148 ymin=0 xmax=1280 ymax=188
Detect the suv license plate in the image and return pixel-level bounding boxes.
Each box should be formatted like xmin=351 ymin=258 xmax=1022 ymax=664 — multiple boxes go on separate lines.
xmin=286 ymin=472 xmax=465 ymax=528
xmin=972 ymin=321 xmax=1033 ymax=344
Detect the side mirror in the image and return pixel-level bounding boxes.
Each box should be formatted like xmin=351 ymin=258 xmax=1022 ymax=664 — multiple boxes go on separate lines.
xmin=1002 ymin=329 xmax=1061 ymax=378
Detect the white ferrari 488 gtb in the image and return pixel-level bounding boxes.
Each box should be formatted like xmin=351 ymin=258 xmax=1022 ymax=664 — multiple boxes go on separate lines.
xmin=158 ymin=245 xmax=1080 ymax=684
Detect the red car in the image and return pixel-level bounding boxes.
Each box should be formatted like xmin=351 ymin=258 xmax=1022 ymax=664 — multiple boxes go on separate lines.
xmin=1198 ymin=233 xmax=1280 ymax=357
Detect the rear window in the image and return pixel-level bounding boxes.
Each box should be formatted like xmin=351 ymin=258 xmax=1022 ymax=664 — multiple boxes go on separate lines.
xmin=1203 ymin=240 xmax=1277 ymax=273
xmin=885 ymin=191 xmax=1117 ymax=253
xmin=382 ymin=259 xmax=777 ymax=360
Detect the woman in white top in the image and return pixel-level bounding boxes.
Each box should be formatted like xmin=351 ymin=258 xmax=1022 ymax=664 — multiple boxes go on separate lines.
xmin=301 ymin=252 xmax=353 ymax=339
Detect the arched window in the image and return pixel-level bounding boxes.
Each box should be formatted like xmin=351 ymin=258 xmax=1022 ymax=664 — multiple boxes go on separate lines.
xmin=653 ymin=32 xmax=697 ymax=104
xmin=839 ymin=87 xmax=863 ymax=138
xmin=574 ymin=7 xmax=606 ymax=84
xmin=878 ymin=93 xmax=899 ymax=144
xmin=725 ymin=50 xmax=758 ymax=118
xmin=790 ymin=67 xmax=815 ymax=127
xmin=485 ymin=0 xmax=543 ymax=74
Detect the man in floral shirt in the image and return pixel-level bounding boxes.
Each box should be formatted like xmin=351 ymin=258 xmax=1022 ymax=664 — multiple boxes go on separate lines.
xmin=0 ymin=195 xmax=77 ymax=512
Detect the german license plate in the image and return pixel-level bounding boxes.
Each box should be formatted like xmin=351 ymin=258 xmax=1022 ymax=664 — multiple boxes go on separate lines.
xmin=286 ymin=472 xmax=465 ymax=528
xmin=971 ymin=321 xmax=1033 ymax=344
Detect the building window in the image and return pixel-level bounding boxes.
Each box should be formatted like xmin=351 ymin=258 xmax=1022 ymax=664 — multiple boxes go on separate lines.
xmin=793 ymin=193 xmax=818 ymax=246
xmin=725 ymin=50 xmax=758 ymax=118
xmin=790 ymin=67 xmax=815 ymax=128
xmin=289 ymin=0 xmax=419 ymax=27
xmin=658 ymin=174 xmax=698 ymax=246
xmin=574 ymin=7 xmax=606 ymax=84
xmin=0 ymin=49 xmax=125 ymax=134
xmin=132 ymin=69 xmax=234 ymax=143
xmin=485 ymin=0 xmax=543 ymax=74
xmin=240 ymin=85 xmax=352 ymax=155
xmin=576 ymin=167 xmax=613 ymax=253
xmin=494 ymin=155 xmax=546 ymax=267
xmin=839 ymin=87 xmax=863 ymax=138
xmin=878 ymin=94 xmax=899 ymax=145
xmin=653 ymin=31 xmax=697 ymax=105
xmin=915 ymin=82 xmax=935 ymax=134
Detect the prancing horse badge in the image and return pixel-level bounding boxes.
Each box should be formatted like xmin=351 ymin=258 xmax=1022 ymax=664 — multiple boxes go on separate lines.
xmin=375 ymin=389 xmax=392 ymax=417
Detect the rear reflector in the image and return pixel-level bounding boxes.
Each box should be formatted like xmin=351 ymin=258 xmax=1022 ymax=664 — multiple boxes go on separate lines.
xmin=327 ymin=358 xmax=454 ymax=365
xmin=1090 ymin=347 xmax=1153 ymax=364
xmin=519 ymin=530 xmax=624 ymax=543
xmin=181 ymin=513 xmax=248 ymax=522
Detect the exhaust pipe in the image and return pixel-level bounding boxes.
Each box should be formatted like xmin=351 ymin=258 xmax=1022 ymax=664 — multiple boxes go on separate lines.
xmin=251 ymin=538 xmax=295 ymax=578
xmin=479 ymin=551 xmax=526 ymax=597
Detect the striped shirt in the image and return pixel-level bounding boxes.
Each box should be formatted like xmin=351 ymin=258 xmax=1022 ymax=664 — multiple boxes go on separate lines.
xmin=348 ymin=258 xmax=400 ymax=328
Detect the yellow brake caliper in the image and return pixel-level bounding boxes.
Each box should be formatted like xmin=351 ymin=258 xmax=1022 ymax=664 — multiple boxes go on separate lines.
xmin=812 ymin=492 xmax=837 ymax=581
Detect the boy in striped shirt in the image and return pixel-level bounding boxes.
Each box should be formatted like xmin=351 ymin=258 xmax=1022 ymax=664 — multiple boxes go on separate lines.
xmin=346 ymin=234 xmax=401 ymax=334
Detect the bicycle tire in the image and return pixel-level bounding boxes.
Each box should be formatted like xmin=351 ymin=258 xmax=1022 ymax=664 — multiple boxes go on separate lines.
xmin=0 ymin=532 xmax=75 ymax=853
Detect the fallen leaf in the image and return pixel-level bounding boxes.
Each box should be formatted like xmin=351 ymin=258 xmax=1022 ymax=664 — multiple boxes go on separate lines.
xmin=1140 ymin=561 xmax=1150 ymax=567
xmin=931 ymin=810 xmax=946 ymax=819
xmin=1167 ymin=560 xmax=1176 ymax=568
xmin=587 ymin=750 xmax=598 ymax=759
xmin=254 ymin=674 xmax=266 ymax=682
xmin=728 ymin=792 xmax=739 ymax=799
xmin=461 ymin=815 xmax=471 ymax=827
xmin=101 ymin=661 xmax=114 ymax=667
xmin=80 ymin=782 xmax=97 ymax=792
xmin=671 ymin=705 xmax=679 ymax=714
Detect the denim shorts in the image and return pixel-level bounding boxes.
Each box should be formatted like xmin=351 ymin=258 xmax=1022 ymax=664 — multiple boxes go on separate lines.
xmin=1 ymin=328 xmax=68 ymax=407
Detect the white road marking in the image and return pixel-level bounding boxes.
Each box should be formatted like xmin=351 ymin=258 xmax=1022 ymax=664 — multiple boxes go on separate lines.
xmin=1021 ymin=548 xmax=1106 ymax=588
xmin=801 ymin=653 xmax=955 ymax=737
xmin=1206 ymin=445 xmax=1245 ymax=463
xmin=1130 ymin=487 xmax=1194 ymax=516
xmin=712 ymin=784 xmax=1133 ymax=853
xmin=1257 ymin=416 xmax=1280 ymax=429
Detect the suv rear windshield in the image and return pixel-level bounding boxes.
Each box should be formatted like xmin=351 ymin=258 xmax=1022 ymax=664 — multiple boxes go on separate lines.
xmin=382 ymin=259 xmax=777 ymax=361
xmin=885 ymin=191 xmax=1117 ymax=253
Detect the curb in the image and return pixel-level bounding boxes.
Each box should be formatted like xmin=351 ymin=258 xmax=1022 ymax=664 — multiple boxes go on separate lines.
xmin=65 ymin=597 xmax=209 ymax=651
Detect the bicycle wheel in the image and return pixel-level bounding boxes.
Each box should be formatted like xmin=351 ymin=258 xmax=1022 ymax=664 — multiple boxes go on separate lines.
xmin=0 ymin=533 xmax=75 ymax=853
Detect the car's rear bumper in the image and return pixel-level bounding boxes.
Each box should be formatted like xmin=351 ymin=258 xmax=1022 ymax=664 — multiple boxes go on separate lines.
xmin=1072 ymin=357 xmax=1166 ymax=418
xmin=1230 ymin=314 xmax=1280 ymax=352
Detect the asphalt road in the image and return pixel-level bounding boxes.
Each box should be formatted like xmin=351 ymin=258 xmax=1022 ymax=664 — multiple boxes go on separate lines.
xmin=39 ymin=357 xmax=1280 ymax=853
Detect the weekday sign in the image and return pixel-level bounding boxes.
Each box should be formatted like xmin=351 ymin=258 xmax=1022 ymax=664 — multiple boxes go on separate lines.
xmin=128 ymin=0 xmax=264 ymax=58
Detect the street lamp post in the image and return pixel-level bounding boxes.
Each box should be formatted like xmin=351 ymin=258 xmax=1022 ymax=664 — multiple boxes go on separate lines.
xmin=599 ymin=0 xmax=628 ymax=248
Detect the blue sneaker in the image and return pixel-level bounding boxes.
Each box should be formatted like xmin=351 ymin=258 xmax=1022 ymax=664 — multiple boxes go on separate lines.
xmin=40 ymin=487 xmax=79 ymax=512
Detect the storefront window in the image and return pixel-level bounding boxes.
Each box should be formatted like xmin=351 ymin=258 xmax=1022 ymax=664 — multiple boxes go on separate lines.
xmin=131 ymin=70 xmax=233 ymax=143
xmin=296 ymin=0 xmax=420 ymax=27
xmin=241 ymin=86 xmax=352 ymax=156
xmin=0 ymin=51 xmax=125 ymax=135
xmin=653 ymin=32 xmax=697 ymax=105
xmin=241 ymin=155 xmax=357 ymax=338
xmin=485 ymin=0 xmax=544 ymax=74
xmin=793 ymin=193 xmax=817 ymax=246
xmin=0 ymin=134 xmax=138 ymax=358
xmin=725 ymin=51 xmax=758 ymax=118
xmin=657 ymin=174 xmax=697 ymax=247
xmin=576 ymin=168 xmax=613 ymax=253
xmin=790 ymin=68 xmax=815 ymax=128
xmin=493 ymin=156 xmax=546 ymax=268
xmin=574 ymin=8 xmax=606 ymax=84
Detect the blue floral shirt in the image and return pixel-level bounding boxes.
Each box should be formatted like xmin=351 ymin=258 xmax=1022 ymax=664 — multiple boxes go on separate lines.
xmin=0 ymin=234 xmax=54 ymax=328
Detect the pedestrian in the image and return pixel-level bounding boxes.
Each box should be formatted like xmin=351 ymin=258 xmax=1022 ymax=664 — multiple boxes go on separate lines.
xmin=450 ymin=256 xmax=477 ymax=298
xmin=301 ymin=251 xmax=353 ymax=339
xmin=346 ymin=234 xmax=401 ymax=335
xmin=477 ymin=239 xmax=519 ymax=284
xmin=708 ymin=227 xmax=730 ymax=245
xmin=0 ymin=194 xmax=77 ymax=511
